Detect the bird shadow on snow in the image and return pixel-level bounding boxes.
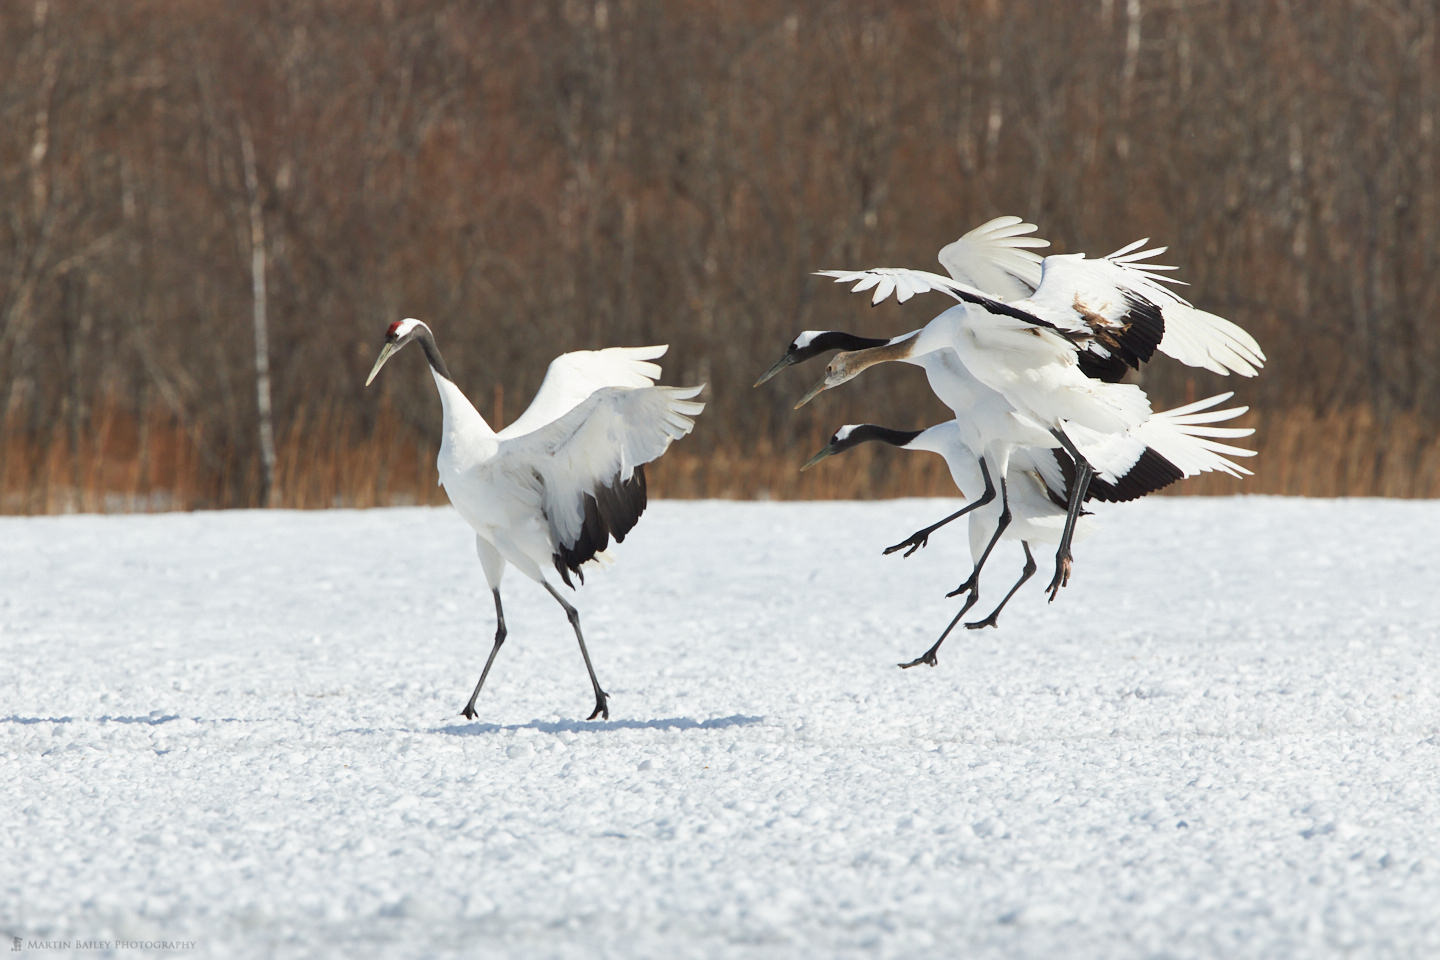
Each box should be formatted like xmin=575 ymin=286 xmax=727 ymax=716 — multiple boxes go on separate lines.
xmin=431 ymin=714 xmax=764 ymax=737
xmin=1 ymin=714 xmax=185 ymax=726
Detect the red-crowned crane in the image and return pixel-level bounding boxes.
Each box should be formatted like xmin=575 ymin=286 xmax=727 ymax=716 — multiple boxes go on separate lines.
xmin=366 ymin=319 xmax=704 ymax=720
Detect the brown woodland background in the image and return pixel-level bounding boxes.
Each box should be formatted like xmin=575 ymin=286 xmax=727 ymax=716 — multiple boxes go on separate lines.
xmin=2 ymin=0 xmax=1437 ymax=512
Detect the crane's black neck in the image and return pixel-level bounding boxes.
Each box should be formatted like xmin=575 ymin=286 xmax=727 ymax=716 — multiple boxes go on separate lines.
xmin=801 ymin=330 xmax=889 ymax=359
xmin=838 ymin=424 xmax=924 ymax=452
xmin=413 ymin=326 xmax=453 ymax=381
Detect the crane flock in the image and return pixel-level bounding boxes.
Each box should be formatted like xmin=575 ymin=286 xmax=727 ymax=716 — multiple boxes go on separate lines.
xmin=367 ymin=215 xmax=1262 ymax=720
xmin=758 ymin=216 xmax=1262 ymax=670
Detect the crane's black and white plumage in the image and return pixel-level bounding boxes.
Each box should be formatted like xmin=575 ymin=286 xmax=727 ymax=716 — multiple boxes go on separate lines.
xmin=755 ymin=216 xmax=1050 ymax=389
xmin=365 ymin=319 xmax=704 ymax=720
xmin=800 ymin=392 xmax=1255 ymax=666
xmin=802 ymin=227 xmax=1264 ymax=597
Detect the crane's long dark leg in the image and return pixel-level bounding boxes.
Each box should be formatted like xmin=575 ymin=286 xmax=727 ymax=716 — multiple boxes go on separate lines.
xmin=1046 ymin=429 xmax=1094 ymax=601
xmin=899 ymin=590 xmax=982 ymax=669
xmin=544 ymin=583 xmax=609 ymax=721
xmin=966 ymin=542 xmax=1036 ymax=631
xmin=946 ymin=465 xmax=1010 ymax=599
xmin=462 ymin=589 xmax=507 ymax=720
xmin=883 ymin=484 xmax=995 ymax=558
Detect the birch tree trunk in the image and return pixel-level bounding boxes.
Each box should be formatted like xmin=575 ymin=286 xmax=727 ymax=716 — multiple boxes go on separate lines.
xmin=238 ymin=118 xmax=276 ymax=507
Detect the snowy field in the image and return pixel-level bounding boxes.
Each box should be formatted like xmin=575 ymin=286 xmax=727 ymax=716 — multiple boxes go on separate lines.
xmin=3 ymin=496 xmax=1439 ymax=958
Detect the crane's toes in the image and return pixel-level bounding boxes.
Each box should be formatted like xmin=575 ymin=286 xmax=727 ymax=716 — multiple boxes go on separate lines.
xmin=586 ymin=692 xmax=611 ymax=721
xmin=1045 ymin=557 xmax=1072 ymax=602
xmin=965 ymin=614 xmax=1000 ymax=631
xmin=460 ymin=704 xmax=479 ymax=721
xmin=898 ymin=652 xmax=938 ymax=669
xmin=946 ymin=577 xmax=977 ymax=599
xmin=883 ymin=534 xmax=927 ymax=557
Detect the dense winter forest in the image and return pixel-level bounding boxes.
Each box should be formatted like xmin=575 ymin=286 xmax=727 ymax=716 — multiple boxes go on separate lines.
xmin=1 ymin=0 xmax=1436 ymax=510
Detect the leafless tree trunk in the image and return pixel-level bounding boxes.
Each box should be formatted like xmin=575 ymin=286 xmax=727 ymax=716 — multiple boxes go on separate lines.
xmin=238 ymin=118 xmax=276 ymax=507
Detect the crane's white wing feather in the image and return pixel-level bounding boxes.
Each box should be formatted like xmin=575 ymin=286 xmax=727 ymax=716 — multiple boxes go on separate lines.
xmin=1031 ymin=392 xmax=1255 ymax=503
xmin=1022 ymin=251 xmax=1264 ymax=377
xmin=501 ymin=384 xmax=704 ymax=574
xmin=498 ymin=345 xmax=670 ymax=440
xmin=818 ymin=216 xmax=1049 ymax=306
xmin=817 ymin=267 xmax=977 ymax=306
xmin=822 ymin=236 xmax=1264 ymax=380
xmin=936 ymin=215 xmax=1049 ymax=300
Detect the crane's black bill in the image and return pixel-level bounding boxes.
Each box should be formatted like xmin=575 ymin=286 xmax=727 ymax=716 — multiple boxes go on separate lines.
xmin=799 ymin=444 xmax=837 ymax=471
xmin=754 ymin=352 xmax=796 ymax=387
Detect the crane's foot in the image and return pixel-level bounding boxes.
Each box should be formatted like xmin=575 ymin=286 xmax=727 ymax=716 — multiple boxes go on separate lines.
xmin=1045 ymin=556 xmax=1072 ymax=603
xmin=586 ymin=690 xmax=611 ymax=721
xmin=946 ymin=575 xmax=978 ymax=599
xmin=461 ymin=702 xmax=480 ymax=721
xmin=883 ymin=531 xmax=929 ymax=558
xmin=898 ymin=649 xmax=939 ymax=669
xmin=965 ymin=613 xmax=1001 ymax=631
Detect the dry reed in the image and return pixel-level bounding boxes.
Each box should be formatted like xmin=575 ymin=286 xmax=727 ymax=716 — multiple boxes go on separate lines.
xmin=2 ymin=399 xmax=1436 ymax=514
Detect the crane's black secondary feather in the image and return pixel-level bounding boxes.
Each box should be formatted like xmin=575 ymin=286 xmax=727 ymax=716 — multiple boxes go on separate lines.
xmin=1053 ymin=446 xmax=1184 ymax=504
xmin=1076 ymin=291 xmax=1166 ymax=380
xmin=553 ymin=466 xmax=648 ymax=587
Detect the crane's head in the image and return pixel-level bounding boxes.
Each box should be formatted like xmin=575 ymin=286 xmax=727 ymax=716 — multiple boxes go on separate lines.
xmin=800 ymin=424 xmax=923 ymax=470
xmin=792 ymin=349 xmax=868 ymax=409
xmin=754 ymin=330 xmax=889 ymax=387
xmin=792 ymin=334 xmax=917 ymax=409
xmin=365 ymin=318 xmax=428 ymax=386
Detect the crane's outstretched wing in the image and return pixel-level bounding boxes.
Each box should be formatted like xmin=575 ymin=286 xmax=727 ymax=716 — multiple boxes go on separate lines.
xmin=498 ymin=345 xmax=670 ymax=440
xmin=936 ymin=215 xmax=1049 ymax=300
xmin=1024 ymin=249 xmax=1265 ymax=380
xmin=819 ymin=216 xmax=1049 ymax=306
xmin=816 ymin=268 xmax=1085 ymax=345
xmin=502 ymin=383 xmax=705 ymax=586
xmin=820 ymin=242 xmax=1265 ymax=382
xmin=1030 ymin=392 xmax=1256 ymax=503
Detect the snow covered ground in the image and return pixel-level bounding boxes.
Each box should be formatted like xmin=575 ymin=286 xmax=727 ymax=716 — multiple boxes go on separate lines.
xmin=3 ymin=496 xmax=1439 ymax=958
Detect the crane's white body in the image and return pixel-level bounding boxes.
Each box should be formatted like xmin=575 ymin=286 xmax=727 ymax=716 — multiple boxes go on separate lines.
xmin=424 ymin=348 xmax=700 ymax=589
xmin=898 ymin=422 xmax=1096 ymax=552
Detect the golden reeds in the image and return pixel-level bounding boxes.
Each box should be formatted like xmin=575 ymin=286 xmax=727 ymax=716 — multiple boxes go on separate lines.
xmin=1 ymin=398 xmax=1435 ymax=514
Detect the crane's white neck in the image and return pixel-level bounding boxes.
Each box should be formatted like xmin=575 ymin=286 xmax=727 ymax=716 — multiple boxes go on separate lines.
xmin=908 ymin=306 xmax=968 ymax=360
xmin=430 ymin=367 xmax=495 ymax=444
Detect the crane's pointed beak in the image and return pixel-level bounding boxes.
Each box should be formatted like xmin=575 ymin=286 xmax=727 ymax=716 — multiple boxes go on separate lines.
xmin=753 ymin=354 xmax=794 ymax=387
xmin=799 ymin=445 xmax=837 ymax=472
xmin=793 ymin=377 xmax=829 ymax=410
xmin=365 ymin=342 xmax=397 ymax=387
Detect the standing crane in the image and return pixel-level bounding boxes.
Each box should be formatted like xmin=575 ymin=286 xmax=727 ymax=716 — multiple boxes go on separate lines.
xmin=365 ymin=319 xmax=704 ymax=720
